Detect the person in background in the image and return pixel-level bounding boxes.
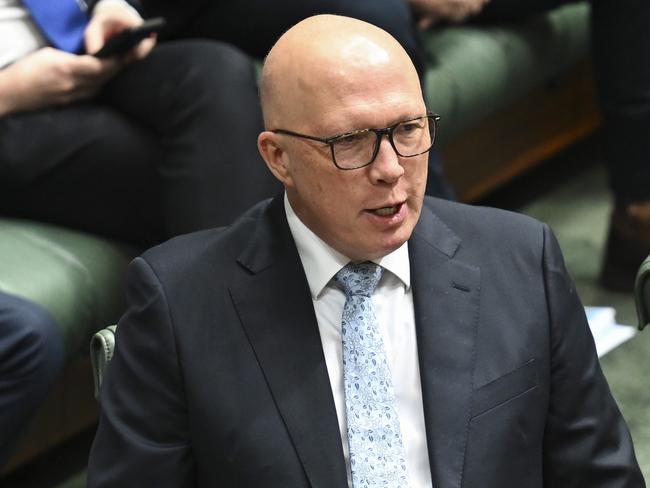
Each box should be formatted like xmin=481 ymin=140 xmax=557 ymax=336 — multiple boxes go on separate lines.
xmin=88 ymin=15 xmax=643 ymax=487
xmin=0 ymin=0 xmax=278 ymax=468
xmin=0 ymin=290 xmax=62 ymax=469
xmin=0 ymin=0 xmax=279 ymax=246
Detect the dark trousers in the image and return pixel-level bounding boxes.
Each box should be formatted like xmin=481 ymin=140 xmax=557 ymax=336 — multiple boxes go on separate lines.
xmin=0 ymin=291 xmax=63 ymax=470
xmin=147 ymin=0 xmax=650 ymax=204
xmin=0 ymin=40 xmax=280 ymax=247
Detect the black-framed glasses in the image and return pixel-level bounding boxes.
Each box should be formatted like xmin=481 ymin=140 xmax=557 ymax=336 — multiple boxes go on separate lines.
xmin=272 ymin=113 xmax=440 ymax=170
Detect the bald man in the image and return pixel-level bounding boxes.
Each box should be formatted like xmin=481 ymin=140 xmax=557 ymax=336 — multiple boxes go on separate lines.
xmin=88 ymin=15 xmax=643 ymax=488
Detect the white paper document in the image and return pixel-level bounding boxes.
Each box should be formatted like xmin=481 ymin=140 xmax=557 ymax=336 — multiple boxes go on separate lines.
xmin=584 ymin=306 xmax=637 ymax=357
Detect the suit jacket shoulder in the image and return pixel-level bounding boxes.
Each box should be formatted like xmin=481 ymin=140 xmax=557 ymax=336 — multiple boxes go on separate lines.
xmin=418 ymin=196 xmax=546 ymax=253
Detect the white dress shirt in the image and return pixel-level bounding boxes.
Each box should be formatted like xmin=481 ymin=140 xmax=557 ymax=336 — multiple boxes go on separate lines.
xmin=284 ymin=194 xmax=433 ymax=488
xmin=0 ymin=0 xmax=47 ymax=68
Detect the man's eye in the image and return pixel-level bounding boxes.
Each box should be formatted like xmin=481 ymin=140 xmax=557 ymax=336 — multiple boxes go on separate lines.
xmin=397 ymin=120 xmax=424 ymax=135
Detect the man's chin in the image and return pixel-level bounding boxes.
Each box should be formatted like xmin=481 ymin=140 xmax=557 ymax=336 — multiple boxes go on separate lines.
xmin=352 ymin=235 xmax=411 ymax=261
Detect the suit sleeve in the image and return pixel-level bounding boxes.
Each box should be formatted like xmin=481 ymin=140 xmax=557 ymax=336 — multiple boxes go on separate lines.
xmin=540 ymin=224 xmax=645 ymax=487
xmin=87 ymin=256 xmax=196 ymax=487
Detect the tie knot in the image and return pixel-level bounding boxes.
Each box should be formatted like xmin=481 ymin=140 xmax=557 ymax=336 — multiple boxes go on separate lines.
xmin=335 ymin=262 xmax=383 ymax=297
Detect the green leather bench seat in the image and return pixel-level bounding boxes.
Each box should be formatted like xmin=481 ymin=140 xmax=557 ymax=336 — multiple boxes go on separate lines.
xmin=0 ymin=218 xmax=138 ymax=355
xmin=424 ymin=3 xmax=589 ymax=142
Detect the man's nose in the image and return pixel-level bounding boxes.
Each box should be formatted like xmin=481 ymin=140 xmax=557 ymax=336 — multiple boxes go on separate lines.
xmin=369 ymin=135 xmax=404 ymax=183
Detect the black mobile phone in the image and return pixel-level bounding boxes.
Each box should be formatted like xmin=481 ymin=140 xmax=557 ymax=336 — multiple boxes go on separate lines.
xmin=94 ymin=17 xmax=166 ymax=58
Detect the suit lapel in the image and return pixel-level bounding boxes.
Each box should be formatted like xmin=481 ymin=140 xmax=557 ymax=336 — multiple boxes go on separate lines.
xmin=409 ymin=202 xmax=481 ymax=488
xmin=229 ymin=196 xmax=347 ymax=488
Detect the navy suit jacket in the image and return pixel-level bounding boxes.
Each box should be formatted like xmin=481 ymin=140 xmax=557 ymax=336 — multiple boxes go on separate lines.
xmin=88 ymin=195 xmax=644 ymax=487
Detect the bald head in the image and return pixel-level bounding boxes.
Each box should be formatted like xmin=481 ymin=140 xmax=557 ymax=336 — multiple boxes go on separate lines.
xmin=259 ymin=15 xmax=422 ymax=130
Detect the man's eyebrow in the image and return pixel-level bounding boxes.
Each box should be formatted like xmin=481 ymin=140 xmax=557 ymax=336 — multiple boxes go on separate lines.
xmin=316 ymin=109 xmax=427 ymax=138
xmin=339 ymin=113 xmax=428 ymax=133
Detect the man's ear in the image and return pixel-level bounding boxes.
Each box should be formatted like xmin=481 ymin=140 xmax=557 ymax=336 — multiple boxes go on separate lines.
xmin=258 ymin=131 xmax=294 ymax=188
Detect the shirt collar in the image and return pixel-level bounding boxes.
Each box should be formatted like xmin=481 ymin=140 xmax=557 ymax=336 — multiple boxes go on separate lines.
xmin=284 ymin=193 xmax=411 ymax=299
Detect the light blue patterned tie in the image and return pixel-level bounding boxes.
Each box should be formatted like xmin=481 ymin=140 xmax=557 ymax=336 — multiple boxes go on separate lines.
xmin=335 ymin=262 xmax=409 ymax=487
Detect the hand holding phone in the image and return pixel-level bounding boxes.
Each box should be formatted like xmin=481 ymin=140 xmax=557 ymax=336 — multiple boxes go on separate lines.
xmin=94 ymin=17 xmax=166 ymax=58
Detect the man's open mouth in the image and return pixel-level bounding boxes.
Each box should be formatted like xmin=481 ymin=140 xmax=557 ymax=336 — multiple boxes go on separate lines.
xmin=371 ymin=204 xmax=400 ymax=216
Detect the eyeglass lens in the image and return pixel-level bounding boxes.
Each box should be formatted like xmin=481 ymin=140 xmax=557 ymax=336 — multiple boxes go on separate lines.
xmin=333 ymin=115 xmax=435 ymax=169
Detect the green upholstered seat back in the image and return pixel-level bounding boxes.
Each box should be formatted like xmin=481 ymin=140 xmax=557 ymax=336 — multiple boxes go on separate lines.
xmin=423 ymin=3 xmax=590 ymax=141
xmin=0 ymin=218 xmax=138 ymax=355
